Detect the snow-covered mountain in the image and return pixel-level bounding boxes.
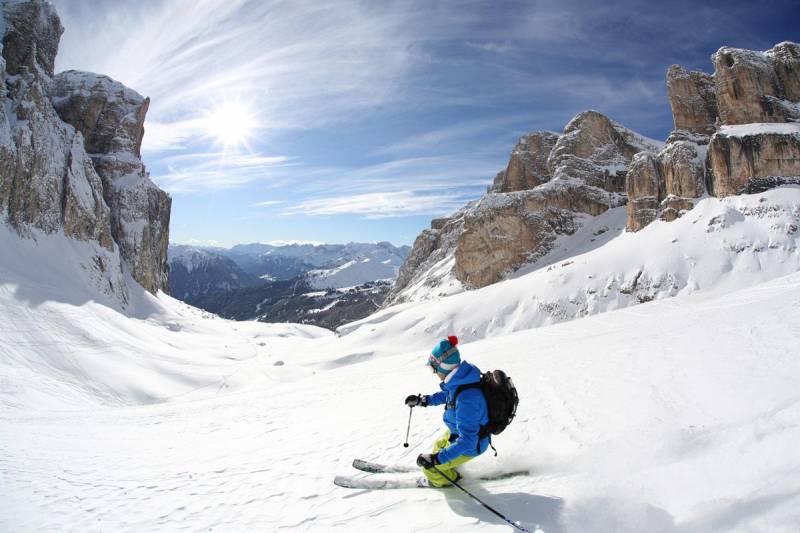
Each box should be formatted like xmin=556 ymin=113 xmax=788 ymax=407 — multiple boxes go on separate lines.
xmin=2 ymin=4 xmax=800 ymax=531
xmin=167 ymin=241 xmax=408 ymax=328
xmin=168 ymin=245 xmax=262 ymax=301
xmin=3 ymin=213 xmax=800 ymax=530
xmin=339 ymin=188 xmax=800 ymax=343
xmin=169 ymin=241 xmax=409 ymax=291
xmin=226 ymin=241 xmax=410 ymax=287
xmin=191 ymin=277 xmax=393 ymax=330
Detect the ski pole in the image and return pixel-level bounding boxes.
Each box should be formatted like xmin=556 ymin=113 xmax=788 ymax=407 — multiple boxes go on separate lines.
xmin=403 ymin=406 xmax=413 ymax=448
xmin=431 ymin=465 xmax=530 ymax=533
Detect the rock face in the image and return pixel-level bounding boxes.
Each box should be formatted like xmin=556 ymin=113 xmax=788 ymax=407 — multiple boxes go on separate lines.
xmin=713 ymin=42 xmax=800 ymax=125
xmin=389 ymin=110 xmax=650 ymax=300
xmin=496 ymin=131 xmax=559 ymax=192
xmin=666 ymin=65 xmax=718 ymax=136
xmin=625 ymin=152 xmax=663 ymax=232
xmin=627 ymin=41 xmax=800 ymax=232
xmin=708 ymin=124 xmax=800 ymax=196
xmin=1 ymin=0 xmax=62 ymax=77
xmin=626 ymin=142 xmax=705 ymax=231
xmin=547 ymin=110 xmax=661 ymax=193
xmin=51 ymin=71 xmax=171 ymax=294
xmin=0 ymin=0 xmax=171 ymax=298
xmin=454 ymin=181 xmax=619 ymax=288
xmin=394 ymin=39 xmax=800 ymax=299
xmin=51 ymin=71 xmax=149 ymax=158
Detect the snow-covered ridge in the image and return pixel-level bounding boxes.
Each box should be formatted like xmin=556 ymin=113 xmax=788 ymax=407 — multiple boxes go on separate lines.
xmin=341 ymin=187 xmax=800 ymax=348
xmin=4 ymin=252 xmax=800 ymax=531
xmin=170 ymin=240 xmax=409 ymax=291
xmin=719 ymin=122 xmax=800 ymax=136
xmin=0 ymin=224 xmax=329 ymax=411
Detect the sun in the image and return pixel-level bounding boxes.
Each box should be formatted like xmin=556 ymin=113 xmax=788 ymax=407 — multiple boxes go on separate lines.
xmin=202 ymin=100 xmax=256 ymax=149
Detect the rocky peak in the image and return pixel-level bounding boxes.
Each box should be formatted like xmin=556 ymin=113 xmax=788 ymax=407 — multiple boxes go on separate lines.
xmin=0 ymin=1 xmax=171 ymax=298
xmin=388 ymin=109 xmax=649 ymax=301
xmin=495 ymin=131 xmax=559 ymax=192
xmin=547 ymin=110 xmax=662 ymax=193
xmin=666 ymin=64 xmax=718 ymax=137
xmin=713 ymin=42 xmax=800 ymax=124
xmin=51 ymin=71 xmax=150 ymax=158
xmin=51 ymin=70 xmax=171 ymax=294
xmin=1 ymin=0 xmax=62 ymax=77
xmin=627 ymin=40 xmax=800 ymax=232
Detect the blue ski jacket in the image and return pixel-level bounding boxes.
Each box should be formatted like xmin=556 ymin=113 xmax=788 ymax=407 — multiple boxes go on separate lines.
xmin=424 ymin=361 xmax=490 ymax=464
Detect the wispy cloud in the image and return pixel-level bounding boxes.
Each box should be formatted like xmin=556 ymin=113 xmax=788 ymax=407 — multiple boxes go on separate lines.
xmin=53 ymin=0 xmax=423 ymax=152
xmin=283 ymin=191 xmax=471 ymax=219
xmin=371 ymin=113 xmax=549 ymax=156
xmin=153 ymin=151 xmax=293 ymax=193
xmin=287 ymin=156 xmax=501 ymax=198
xmin=250 ymin=200 xmax=283 ymax=207
xmin=465 ymin=41 xmax=513 ymax=54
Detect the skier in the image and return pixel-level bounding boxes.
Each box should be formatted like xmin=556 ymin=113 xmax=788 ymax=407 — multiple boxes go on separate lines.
xmin=405 ymin=335 xmax=490 ymax=487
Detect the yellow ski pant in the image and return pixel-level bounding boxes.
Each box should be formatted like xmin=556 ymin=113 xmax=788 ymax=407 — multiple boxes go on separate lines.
xmin=421 ymin=430 xmax=475 ymax=487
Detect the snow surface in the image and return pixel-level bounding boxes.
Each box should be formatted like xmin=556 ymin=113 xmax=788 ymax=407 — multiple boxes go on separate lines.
xmin=3 ymin=189 xmax=800 ymax=531
xmin=3 ymin=266 xmax=800 ymax=530
xmin=719 ymin=123 xmax=800 ymax=137
xmin=383 ymin=187 xmax=800 ymax=324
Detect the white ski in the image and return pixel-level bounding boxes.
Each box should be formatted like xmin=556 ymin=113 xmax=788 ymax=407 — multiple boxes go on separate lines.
xmin=351 ymin=458 xmax=529 ymax=481
xmin=334 ymin=474 xmax=430 ymax=490
xmin=351 ymin=459 xmax=417 ymax=474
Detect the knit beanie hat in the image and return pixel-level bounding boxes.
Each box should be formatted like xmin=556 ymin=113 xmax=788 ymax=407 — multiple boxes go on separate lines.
xmin=428 ymin=335 xmax=460 ymax=375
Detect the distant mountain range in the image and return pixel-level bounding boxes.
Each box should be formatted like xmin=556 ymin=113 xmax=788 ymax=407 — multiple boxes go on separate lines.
xmin=167 ymin=242 xmax=409 ymax=328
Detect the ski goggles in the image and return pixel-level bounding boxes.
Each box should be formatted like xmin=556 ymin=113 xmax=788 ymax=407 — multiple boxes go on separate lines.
xmin=427 ymin=345 xmax=459 ymax=373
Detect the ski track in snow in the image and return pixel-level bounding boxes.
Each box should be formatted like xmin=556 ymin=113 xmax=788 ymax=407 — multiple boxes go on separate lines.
xmin=2 ymin=272 xmax=800 ymax=531
xmin=3 ymin=190 xmax=800 ymax=531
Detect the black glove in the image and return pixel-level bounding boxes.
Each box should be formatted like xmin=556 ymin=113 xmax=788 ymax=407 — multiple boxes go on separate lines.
xmin=416 ymin=453 xmax=439 ymax=469
xmin=405 ymin=394 xmax=427 ymax=407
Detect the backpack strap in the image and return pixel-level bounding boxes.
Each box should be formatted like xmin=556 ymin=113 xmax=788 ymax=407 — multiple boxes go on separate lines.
xmin=446 ymin=382 xmax=481 ymax=409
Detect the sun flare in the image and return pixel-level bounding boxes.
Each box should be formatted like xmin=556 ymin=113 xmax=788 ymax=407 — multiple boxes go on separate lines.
xmin=203 ymin=101 xmax=256 ymax=149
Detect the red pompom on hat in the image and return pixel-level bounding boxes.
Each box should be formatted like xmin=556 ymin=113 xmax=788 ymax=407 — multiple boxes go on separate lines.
xmin=447 ymin=335 xmax=458 ymax=346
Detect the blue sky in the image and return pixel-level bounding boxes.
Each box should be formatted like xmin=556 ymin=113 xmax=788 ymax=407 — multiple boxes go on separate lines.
xmin=52 ymin=0 xmax=799 ymax=246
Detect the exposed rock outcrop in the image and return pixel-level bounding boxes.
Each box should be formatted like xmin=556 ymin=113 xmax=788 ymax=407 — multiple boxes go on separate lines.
xmin=625 ymin=152 xmax=663 ymax=232
xmin=0 ymin=0 xmax=171 ymax=298
xmin=496 ymin=131 xmax=559 ymax=192
xmin=628 ymin=41 xmax=800 ymax=232
xmin=708 ymin=124 xmax=800 ymax=196
xmin=666 ymin=65 xmax=718 ymax=137
xmin=51 ymin=71 xmax=171 ymax=293
xmin=388 ymin=110 xmax=651 ymax=301
xmin=713 ymin=42 xmax=800 ymax=125
xmin=455 ymin=181 xmax=619 ymax=288
xmin=1 ymin=0 xmax=62 ymax=77
xmin=389 ymin=39 xmax=800 ymax=300
xmin=626 ymin=142 xmax=705 ymax=230
xmin=547 ymin=110 xmax=662 ymax=193
xmin=51 ymin=71 xmax=149 ymax=158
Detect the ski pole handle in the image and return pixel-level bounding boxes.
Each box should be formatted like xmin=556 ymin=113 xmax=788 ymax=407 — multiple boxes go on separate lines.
xmin=403 ymin=406 xmax=413 ymax=447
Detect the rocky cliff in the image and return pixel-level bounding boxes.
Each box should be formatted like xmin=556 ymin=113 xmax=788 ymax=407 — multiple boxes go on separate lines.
xmin=627 ymin=41 xmax=800 ymax=232
xmin=393 ymin=40 xmax=800 ymax=304
xmin=387 ymin=110 xmax=661 ymax=303
xmin=0 ymin=0 xmax=170 ymax=299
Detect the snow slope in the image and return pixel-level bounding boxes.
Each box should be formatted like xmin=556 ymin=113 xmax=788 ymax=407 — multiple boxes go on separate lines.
xmin=2 ymin=188 xmax=800 ymax=531
xmin=2 ymin=268 xmax=800 ymax=531
xmin=0 ymin=224 xmax=330 ymax=410
xmin=340 ymin=187 xmax=800 ymax=349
